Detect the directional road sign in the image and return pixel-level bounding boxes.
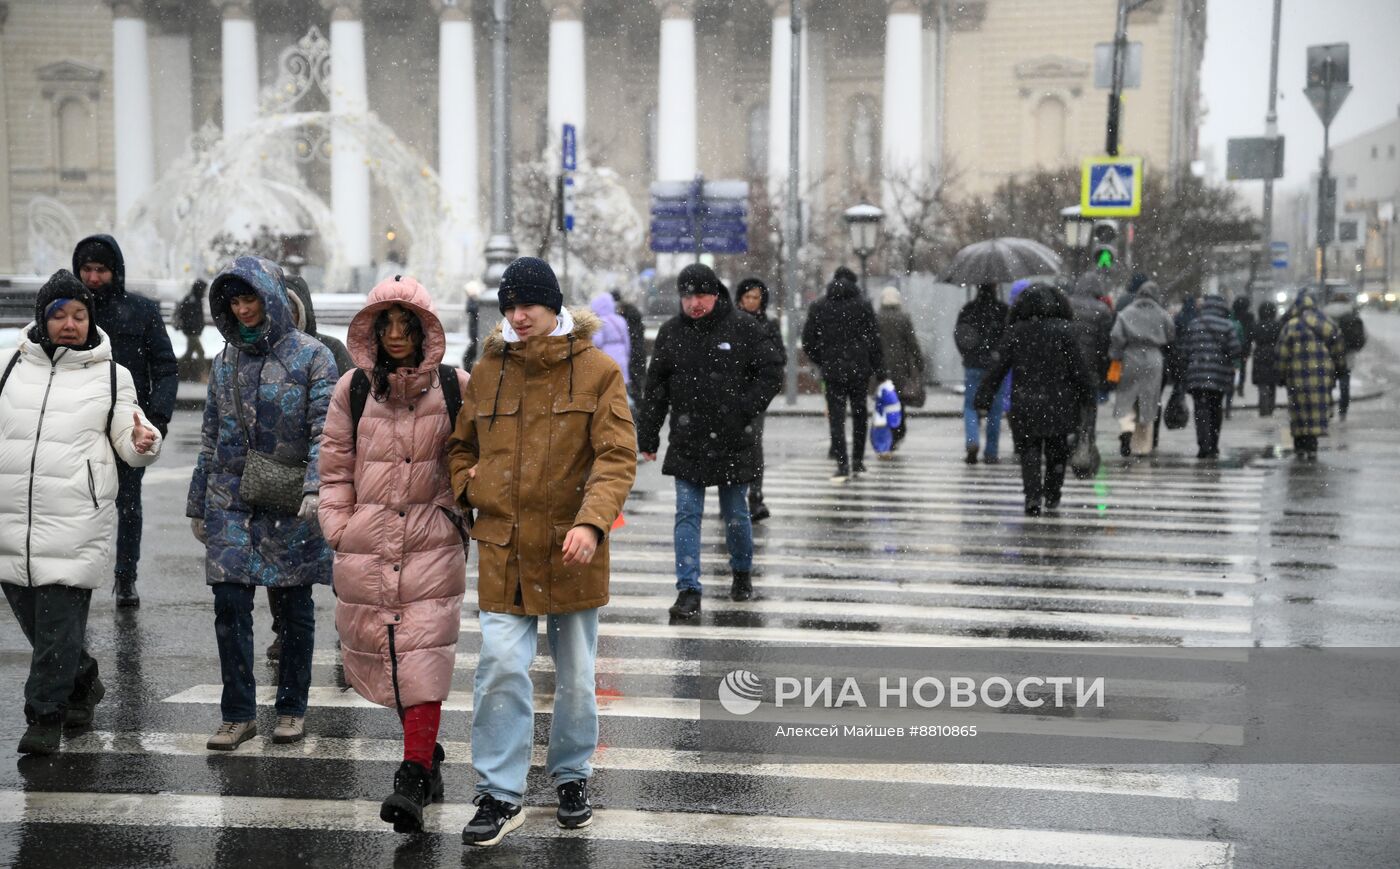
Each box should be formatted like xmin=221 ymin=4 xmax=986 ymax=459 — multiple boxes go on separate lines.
xmin=1081 ymin=156 xmax=1143 ymax=218
xmin=1271 ymin=241 xmax=1289 ymax=270
xmin=562 ymin=123 xmax=577 ymax=172
xmin=649 ymin=178 xmax=749 ymax=255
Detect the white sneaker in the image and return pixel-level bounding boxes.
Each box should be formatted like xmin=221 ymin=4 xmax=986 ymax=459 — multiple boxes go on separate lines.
xmin=271 ymin=715 xmax=305 ymax=744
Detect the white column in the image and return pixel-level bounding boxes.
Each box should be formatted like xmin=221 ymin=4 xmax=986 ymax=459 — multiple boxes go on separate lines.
xmin=149 ymin=31 xmax=193 ymax=176
xmin=215 ymin=1 xmax=259 ymax=135
xmin=766 ymin=1 xmax=810 ymax=199
xmin=434 ymin=0 xmax=479 ymax=280
xmin=323 ymin=0 xmax=372 ymax=270
xmin=654 ymin=0 xmax=696 ymax=181
xmin=0 ymin=3 xmax=13 ymax=270
xmin=545 ymin=0 xmax=586 ymax=163
xmin=109 ymin=1 xmax=156 ymax=220
xmin=882 ymin=0 xmax=925 ymax=187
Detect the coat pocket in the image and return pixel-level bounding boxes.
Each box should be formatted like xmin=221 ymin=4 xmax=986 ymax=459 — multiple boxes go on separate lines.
xmin=86 ymin=460 xmax=98 ymax=510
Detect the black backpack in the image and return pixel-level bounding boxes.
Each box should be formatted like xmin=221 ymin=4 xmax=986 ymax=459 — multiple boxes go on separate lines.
xmin=347 ymin=365 xmax=462 ymax=449
xmin=0 ymin=350 xmax=117 ymax=439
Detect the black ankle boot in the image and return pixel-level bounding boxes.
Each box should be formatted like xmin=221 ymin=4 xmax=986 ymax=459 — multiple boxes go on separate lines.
xmin=730 ymin=570 xmax=753 ymax=602
xmin=668 ymin=589 xmax=702 ymax=619
xmin=1119 ymin=433 xmax=1132 ymax=457
xmin=115 ymin=575 xmax=139 ymax=608
xmin=380 ymin=759 xmax=434 ymax=833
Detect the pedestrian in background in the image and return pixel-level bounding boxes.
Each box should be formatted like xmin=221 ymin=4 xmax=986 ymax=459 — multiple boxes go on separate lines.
xmin=187 ymin=256 xmax=337 ymax=751
xmin=1251 ymin=300 xmax=1283 ymax=417
xmin=975 ymin=283 xmax=1094 ymax=516
xmin=875 ymin=286 xmax=925 ymax=450
xmin=1231 ymin=296 xmax=1256 ymax=402
xmin=802 ymin=267 xmax=884 ymax=481
xmin=736 ymin=277 xmax=786 ymax=521
xmin=612 ymin=288 xmax=648 ymax=406
xmin=589 ymin=291 xmax=632 ymax=388
xmin=1109 ymin=281 xmax=1175 ymax=458
xmin=72 ymin=234 xmax=178 ymax=608
xmin=639 ymin=264 xmax=782 ymax=617
xmin=1068 ymin=272 xmax=1115 ymax=446
xmin=1276 ymin=290 xmax=1347 ymax=462
xmin=318 ymin=276 xmax=470 ymax=835
xmin=286 ymin=275 xmax=355 ymax=377
xmin=448 ymin=257 xmax=635 ymax=846
xmin=0 ymin=271 xmax=162 ymax=754
xmin=1182 ymin=295 xmax=1242 ymax=459
xmin=954 ymin=283 xmax=1010 ymax=465
xmin=174 ymin=279 xmax=208 ymax=362
xmin=1323 ymin=290 xmax=1367 ymax=420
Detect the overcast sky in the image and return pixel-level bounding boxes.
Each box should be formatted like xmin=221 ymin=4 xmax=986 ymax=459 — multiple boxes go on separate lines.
xmin=1198 ymin=0 xmax=1400 ymax=197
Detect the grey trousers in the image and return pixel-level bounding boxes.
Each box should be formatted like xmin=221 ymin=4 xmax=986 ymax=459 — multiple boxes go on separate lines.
xmin=3 ymin=583 xmax=99 ymax=723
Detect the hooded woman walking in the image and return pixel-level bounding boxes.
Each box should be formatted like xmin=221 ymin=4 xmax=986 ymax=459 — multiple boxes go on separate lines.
xmin=1109 ymin=281 xmax=1175 ymax=457
xmin=587 ymin=292 xmax=632 ymax=387
xmin=1276 ymin=290 xmax=1347 ymax=461
xmin=875 ymin=286 xmax=926 ymax=450
xmin=0 ymin=270 xmax=161 ymax=754
xmin=1251 ymin=301 xmax=1283 ymax=416
xmin=186 ymin=256 xmax=337 ymax=751
xmin=1181 ymin=295 xmax=1242 ymax=459
xmin=318 ymin=276 xmax=470 ymax=834
xmin=736 ymin=277 xmax=786 ymax=520
xmin=975 ymin=284 xmax=1094 ymax=516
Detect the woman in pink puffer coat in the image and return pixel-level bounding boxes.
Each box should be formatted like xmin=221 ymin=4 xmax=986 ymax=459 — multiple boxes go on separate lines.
xmin=317 ymin=276 xmax=470 ymax=834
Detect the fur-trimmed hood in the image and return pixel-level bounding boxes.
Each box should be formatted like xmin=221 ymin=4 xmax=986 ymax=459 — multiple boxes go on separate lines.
xmin=482 ymin=306 xmax=601 ymax=356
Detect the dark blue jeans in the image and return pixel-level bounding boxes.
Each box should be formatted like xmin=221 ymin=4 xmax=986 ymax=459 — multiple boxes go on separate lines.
xmin=212 ymin=583 xmax=315 ymax=722
xmin=115 ymin=462 xmax=145 ymax=582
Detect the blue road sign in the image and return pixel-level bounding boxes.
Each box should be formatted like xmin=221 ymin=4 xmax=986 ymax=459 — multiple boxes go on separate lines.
xmin=648 ymin=178 xmax=749 ymax=254
xmin=1270 ymin=240 xmax=1288 ymax=269
xmin=1081 ymin=156 xmax=1143 ymax=217
xmin=562 ymin=124 xmax=577 ymax=171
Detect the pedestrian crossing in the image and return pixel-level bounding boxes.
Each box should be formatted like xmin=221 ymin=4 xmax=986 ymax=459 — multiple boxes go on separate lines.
xmin=0 ymin=426 xmax=1265 ymax=867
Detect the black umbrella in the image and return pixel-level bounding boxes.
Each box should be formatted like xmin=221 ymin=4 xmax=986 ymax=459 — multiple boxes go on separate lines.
xmin=943 ymin=238 xmax=1063 ymax=286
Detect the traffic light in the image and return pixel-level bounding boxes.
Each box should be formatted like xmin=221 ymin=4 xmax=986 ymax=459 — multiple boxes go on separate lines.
xmin=1091 ymin=219 xmax=1120 ymax=269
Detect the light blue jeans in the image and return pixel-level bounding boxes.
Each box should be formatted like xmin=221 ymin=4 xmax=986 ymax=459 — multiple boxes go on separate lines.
xmin=675 ymin=478 xmax=752 ymax=592
xmin=963 ymin=367 xmax=1009 ymax=458
xmin=471 ymin=607 xmax=600 ymax=806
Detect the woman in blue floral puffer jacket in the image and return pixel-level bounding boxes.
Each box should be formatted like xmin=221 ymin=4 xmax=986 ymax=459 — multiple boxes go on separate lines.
xmin=186 ymin=255 xmax=338 ymax=752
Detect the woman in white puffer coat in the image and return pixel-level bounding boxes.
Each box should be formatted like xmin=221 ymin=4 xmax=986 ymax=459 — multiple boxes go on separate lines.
xmin=0 ymin=270 xmax=161 ymax=755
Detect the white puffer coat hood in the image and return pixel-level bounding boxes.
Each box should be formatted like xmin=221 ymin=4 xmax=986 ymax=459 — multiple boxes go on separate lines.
xmin=0 ymin=326 xmax=161 ymax=589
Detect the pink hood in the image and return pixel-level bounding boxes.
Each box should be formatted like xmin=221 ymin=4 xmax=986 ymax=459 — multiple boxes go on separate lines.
xmin=347 ymin=275 xmax=447 ymax=373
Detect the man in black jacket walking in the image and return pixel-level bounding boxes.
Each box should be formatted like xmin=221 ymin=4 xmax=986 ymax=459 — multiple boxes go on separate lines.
xmin=638 ymin=265 xmax=783 ymax=618
xmin=73 ymin=234 xmax=179 ymax=608
xmin=954 ymin=283 xmax=1010 ymax=464
xmin=801 ymin=268 xmax=884 ymax=481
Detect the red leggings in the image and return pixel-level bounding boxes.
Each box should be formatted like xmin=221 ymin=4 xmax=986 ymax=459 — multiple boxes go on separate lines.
xmin=399 ymin=702 xmax=441 ymax=769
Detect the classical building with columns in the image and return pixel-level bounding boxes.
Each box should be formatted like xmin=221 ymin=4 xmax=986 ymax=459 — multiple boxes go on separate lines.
xmin=0 ymin=0 xmax=1205 ymax=280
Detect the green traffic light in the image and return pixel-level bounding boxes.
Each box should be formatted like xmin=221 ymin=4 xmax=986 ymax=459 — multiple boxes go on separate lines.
xmin=1096 ymin=249 xmax=1114 ymax=268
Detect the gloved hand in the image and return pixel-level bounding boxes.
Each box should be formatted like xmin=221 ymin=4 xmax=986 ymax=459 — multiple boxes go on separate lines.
xmin=191 ymin=518 xmax=206 ymax=543
xmin=297 ymin=494 xmax=320 ymax=520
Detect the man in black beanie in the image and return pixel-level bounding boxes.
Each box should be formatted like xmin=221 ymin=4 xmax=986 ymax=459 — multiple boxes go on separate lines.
xmin=637 ymin=264 xmax=783 ymax=617
xmin=73 ymin=234 xmax=178 ymax=608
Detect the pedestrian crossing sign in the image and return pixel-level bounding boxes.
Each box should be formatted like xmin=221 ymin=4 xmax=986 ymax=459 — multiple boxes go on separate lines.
xmin=1081 ymin=156 xmax=1143 ymax=217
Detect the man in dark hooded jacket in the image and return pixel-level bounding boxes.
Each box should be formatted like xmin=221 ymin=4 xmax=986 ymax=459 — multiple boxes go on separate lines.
xmin=954 ymin=283 xmax=1010 ymax=464
xmin=73 ymin=234 xmax=178 ymax=607
xmin=801 ymin=268 xmax=884 ymax=480
xmin=285 ymin=275 xmax=354 ymax=376
xmin=638 ymin=264 xmax=783 ymax=618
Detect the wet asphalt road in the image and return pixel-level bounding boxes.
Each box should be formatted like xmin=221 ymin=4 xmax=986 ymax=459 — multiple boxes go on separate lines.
xmin=1 ymin=315 xmax=1399 ymax=868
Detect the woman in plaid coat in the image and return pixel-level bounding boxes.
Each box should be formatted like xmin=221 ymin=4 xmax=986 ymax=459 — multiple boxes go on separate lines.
xmin=1275 ymin=291 xmax=1347 ymax=461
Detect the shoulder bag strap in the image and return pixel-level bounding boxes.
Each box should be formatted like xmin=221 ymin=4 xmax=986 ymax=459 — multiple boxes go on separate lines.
xmin=0 ymin=350 xmax=19 ymax=400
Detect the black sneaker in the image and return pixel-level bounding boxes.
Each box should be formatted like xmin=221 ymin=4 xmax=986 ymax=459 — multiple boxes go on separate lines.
xmin=64 ymin=676 xmax=106 ymax=729
xmin=964 ymin=447 xmax=979 ymax=465
xmin=556 ymin=779 xmax=593 ymax=829
xmin=730 ymin=570 xmax=753 ymax=602
xmin=748 ymin=501 xmax=770 ymax=523
xmin=380 ymin=760 xmax=433 ymax=834
xmin=668 ymin=589 xmax=702 ymax=620
xmin=852 ymin=459 xmax=867 ymax=476
xmin=1044 ymin=496 xmax=1061 ymax=512
xmin=18 ymin=716 xmax=62 ymax=755
xmin=462 ymin=794 xmax=523 ymax=846
xmin=1024 ymin=503 xmax=1042 ymax=517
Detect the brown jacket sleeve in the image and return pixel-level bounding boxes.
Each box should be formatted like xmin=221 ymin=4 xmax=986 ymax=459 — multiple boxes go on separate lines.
xmin=446 ymin=362 xmax=485 ymax=509
xmin=573 ymin=363 xmax=637 ymax=537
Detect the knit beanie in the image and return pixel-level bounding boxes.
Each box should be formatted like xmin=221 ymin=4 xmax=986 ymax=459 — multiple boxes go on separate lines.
xmin=676 ymin=263 xmax=722 ymax=296
xmin=497 ymin=256 xmax=563 ymax=314
xmin=31 ymin=269 xmax=99 ymax=353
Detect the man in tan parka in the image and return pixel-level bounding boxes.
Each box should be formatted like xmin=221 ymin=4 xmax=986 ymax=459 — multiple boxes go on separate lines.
xmin=447 ymin=256 xmax=635 ymax=847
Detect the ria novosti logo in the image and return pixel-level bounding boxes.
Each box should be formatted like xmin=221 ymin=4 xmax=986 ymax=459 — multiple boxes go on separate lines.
xmin=717 ymin=669 xmax=764 ymax=715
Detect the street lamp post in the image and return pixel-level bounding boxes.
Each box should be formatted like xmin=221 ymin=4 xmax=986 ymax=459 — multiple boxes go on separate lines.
xmin=842 ymin=203 xmax=884 ymax=291
xmin=1060 ymin=205 xmax=1093 ymax=279
xmin=482 ymin=0 xmax=518 ymax=293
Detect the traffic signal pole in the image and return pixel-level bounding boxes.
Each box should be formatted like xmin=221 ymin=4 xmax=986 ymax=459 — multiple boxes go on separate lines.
xmin=1104 ymin=0 xmax=1130 ymax=157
